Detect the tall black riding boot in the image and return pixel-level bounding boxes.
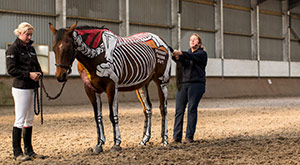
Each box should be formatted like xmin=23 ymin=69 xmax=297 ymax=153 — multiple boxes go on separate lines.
xmin=23 ymin=127 xmax=34 ymax=156
xmin=23 ymin=127 xmax=45 ymax=159
xmin=12 ymin=127 xmax=31 ymax=161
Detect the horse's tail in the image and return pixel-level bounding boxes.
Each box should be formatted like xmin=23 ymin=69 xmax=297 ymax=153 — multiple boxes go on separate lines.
xmin=156 ymin=36 xmax=172 ymax=83
xmin=164 ymin=45 xmax=173 ymax=83
xmin=144 ymin=33 xmax=172 ymax=83
xmin=167 ymin=46 xmax=183 ymax=90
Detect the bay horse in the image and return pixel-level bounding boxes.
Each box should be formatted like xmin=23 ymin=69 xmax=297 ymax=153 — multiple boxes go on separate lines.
xmin=49 ymin=22 xmax=171 ymax=153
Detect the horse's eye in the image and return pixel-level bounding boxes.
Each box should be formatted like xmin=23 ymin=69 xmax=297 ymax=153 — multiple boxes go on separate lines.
xmin=64 ymin=41 xmax=71 ymax=45
xmin=53 ymin=45 xmax=58 ymax=51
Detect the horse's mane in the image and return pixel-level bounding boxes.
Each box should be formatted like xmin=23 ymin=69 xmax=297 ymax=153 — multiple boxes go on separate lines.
xmin=75 ymin=25 xmax=109 ymax=30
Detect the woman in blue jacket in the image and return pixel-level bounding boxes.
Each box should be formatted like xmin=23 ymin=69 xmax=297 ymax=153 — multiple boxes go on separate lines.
xmin=172 ymin=33 xmax=207 ymax=143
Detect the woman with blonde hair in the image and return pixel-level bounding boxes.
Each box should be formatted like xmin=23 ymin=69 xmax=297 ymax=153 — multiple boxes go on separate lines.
xmin=6 ymin=22 xmax=45 ymax=161
xmin=171 ymin=33 xmax=207 ymax=144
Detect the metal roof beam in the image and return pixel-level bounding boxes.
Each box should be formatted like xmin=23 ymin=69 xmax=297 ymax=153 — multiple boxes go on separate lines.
xmin=289 ymin=0 xmax=300 ymax=10
xmin=257 ymin=0 xmax=267 ymax=6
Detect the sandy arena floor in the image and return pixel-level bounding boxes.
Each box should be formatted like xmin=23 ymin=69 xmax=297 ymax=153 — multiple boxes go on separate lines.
xmin=1 ymin=97 xmax=300 ymax=164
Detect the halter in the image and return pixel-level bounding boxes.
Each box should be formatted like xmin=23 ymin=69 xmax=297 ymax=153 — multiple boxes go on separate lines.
xmin=54 ymin=50 xmax=77 ymax=74
xmin=55 ymin=63 xmax=72 ymax=74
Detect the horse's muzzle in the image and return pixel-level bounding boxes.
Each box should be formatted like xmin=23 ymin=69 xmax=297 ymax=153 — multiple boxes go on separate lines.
xmin=57 ymin=72 xmax=68 ymax=82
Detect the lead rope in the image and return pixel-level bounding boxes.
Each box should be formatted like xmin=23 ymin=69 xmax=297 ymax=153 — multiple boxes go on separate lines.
xmin=34 ymin=75 xmax=67 ymax=124
xmin=40 ymin=76 xmax=67 ymax=100
xmin=34 ymin=81 xmax=43 ymax=124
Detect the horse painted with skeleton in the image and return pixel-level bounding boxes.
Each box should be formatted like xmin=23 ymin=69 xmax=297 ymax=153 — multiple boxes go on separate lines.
xmin=49 ymin=22 xmax=171 ymax=153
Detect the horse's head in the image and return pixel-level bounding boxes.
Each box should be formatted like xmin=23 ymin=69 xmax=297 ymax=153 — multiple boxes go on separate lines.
xmin=49 ymin=21 xmax=78 ymax=82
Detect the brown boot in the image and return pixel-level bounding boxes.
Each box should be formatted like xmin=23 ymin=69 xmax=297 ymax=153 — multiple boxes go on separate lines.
xmin=183 ymin=138 xmax=194 ymax=144
xmin=170 ymin=138 xmax=181 ymax=144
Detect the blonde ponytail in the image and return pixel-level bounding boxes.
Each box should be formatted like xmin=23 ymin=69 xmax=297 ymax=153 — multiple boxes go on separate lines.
xmin=14 ymin=22 xmax=34 ymax=36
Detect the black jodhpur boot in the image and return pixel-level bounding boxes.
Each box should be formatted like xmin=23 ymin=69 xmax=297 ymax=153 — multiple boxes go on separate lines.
xmin=12 ymin=127 xmax=31 ymax=162
xmin=23 ymin=127 xmax=46 ymax=159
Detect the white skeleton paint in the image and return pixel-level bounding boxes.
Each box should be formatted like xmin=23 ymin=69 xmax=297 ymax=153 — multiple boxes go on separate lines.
xmin=73 ymin=30 xmax=171 ymax=85
xmin=73 ymin=31 xmax=105 ymax=58
xmin=72 ymin=29 xmax=171 ymax=149
xmin=96 ymin=63 xmax=118 ymax=83
xmin=102 ymin=31 xmax=119 ymax=63
xmin=95 ymin=94 xmax=105 ymax=145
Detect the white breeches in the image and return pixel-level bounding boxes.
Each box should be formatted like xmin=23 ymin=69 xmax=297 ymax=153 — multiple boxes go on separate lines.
xmin=12 ymin=87 xmax=35 ymax=128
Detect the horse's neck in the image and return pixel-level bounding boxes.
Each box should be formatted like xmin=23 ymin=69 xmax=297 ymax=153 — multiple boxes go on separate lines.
xmin=75 ymin=52 xmax=96 ymax=76
xmin=72 ymin=30 xmax=105 ymax=75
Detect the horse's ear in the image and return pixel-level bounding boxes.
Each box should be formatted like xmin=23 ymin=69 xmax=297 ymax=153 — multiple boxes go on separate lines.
xmin=49 ymin=23 xmax=57 ymax=35
xmin=68 ymin=21 xmax=78 ymax=33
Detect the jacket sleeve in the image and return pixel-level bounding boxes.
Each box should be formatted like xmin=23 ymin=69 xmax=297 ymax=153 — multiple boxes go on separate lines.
xmin=180 ymin=49 xmax=208 ymax=66
xmin=6 ymin=48 xmax=30 ymax=79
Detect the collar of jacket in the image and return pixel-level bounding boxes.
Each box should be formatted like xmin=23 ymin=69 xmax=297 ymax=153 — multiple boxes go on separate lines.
xmin=188 ymin=47 xmax=203 ymax=53
xmin=15 ymin=37 xmax=34 ymax=50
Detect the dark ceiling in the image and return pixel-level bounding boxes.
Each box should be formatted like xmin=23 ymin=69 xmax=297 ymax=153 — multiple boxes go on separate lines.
xmin=257 ymin=0 xmax=300 ymax=10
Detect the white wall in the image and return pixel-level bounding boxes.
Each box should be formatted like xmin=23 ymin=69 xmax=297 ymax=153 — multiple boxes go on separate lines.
xmin=291 ymin=62 xmax=300 ymax=77
xmin=0 ymin=49 xmax=6 ymax=75
xmin=260 ymin=61 xmax=289 ymax=77
xmin=1 ymin=48 xmax=300 ymax=78
xmin=1 ymin=49 xmax=80 ymax=76
xmin=207 ymin=58 xmax=222 ymax=76
xmin=49 ymin=51 xmax=56 ymax=75
xmin=224 ymin=59 xmax=258 ymax=77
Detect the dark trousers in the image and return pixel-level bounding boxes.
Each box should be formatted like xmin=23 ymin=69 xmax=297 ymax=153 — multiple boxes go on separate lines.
xmin=173 ymin=82 xmax=205 ymax=140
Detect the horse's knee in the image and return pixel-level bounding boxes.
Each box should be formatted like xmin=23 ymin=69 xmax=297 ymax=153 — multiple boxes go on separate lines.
xmin=110 ymin=115 xmax=119 ymax=124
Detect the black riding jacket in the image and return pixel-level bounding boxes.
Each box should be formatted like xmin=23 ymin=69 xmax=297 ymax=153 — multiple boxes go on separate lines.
xmin=172 ymin=47 xmax=207 ymax=88
xmin=6 ymin=38 xmax=42 ymax=89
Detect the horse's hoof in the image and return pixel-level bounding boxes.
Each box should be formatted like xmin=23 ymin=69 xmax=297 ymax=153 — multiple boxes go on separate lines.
xmin=139 ymin=141 xmax=146 ymax=146
xmin=93 ymin=145 xmax=103 ymax=154
xmin=110 ymin=145 xmax=122 ymax=152
xmin=161 ymin=141 xmax=168 ymax=146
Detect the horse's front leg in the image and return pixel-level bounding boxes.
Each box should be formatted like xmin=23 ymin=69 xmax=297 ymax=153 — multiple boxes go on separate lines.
xmin=136 ymin=85 xmax=152 ymax=145
xmin=84 ymin=85 xmax=105 ymax=154
xmin=157 ymin=82 xmax=169 ymax=146
xmin=93 ymin=93 xmax=106 ymax=153
xmin=107 ymin=85 xmax=122 ymax=151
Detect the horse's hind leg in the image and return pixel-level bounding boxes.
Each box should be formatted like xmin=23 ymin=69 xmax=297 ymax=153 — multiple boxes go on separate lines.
xmin=84 ymin=85 xmax=105 ymax=153
xmin=154 ymin=80 xmax=169 ymax=146
xmin=136 ymin=85 xmax=152 ymax=145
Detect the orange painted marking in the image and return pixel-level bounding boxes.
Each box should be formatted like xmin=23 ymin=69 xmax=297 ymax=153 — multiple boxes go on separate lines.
xmin=136 ymin=90 xmax=146 ymax=111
